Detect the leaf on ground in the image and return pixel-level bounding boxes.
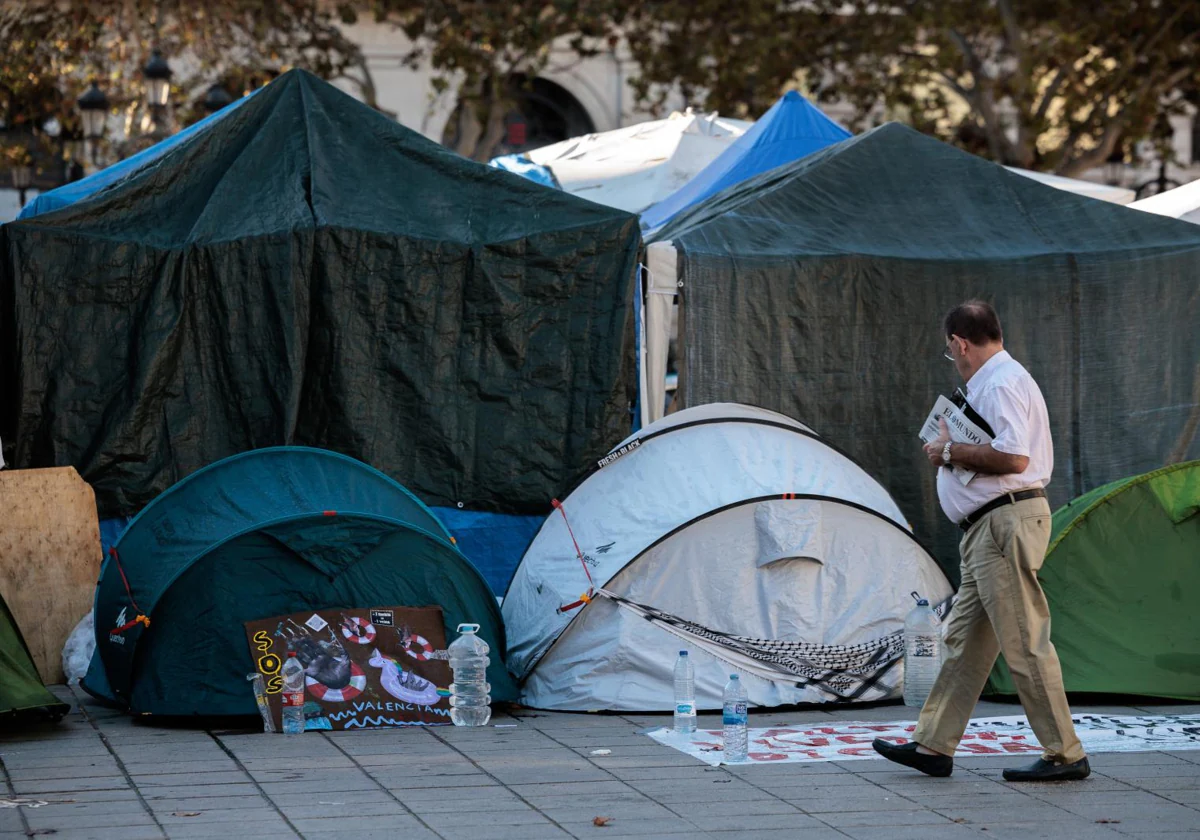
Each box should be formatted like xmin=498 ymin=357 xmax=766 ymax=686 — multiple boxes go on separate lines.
xmin=172 ymin=811 xmax=202 ymax=817
xmin=1096 ymin=819 xmax=1121 ymax=824
xmin=593 ymin=816 xmax=613 ymax=827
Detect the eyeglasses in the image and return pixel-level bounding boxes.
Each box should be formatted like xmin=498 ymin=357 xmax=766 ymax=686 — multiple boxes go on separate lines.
xmin=943 ymin=338 xmax=959 ymax=362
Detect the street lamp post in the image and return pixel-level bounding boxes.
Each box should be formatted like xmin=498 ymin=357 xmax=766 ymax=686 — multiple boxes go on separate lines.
xmin=77 ymin=81 xmax=109 ymax=167
xmin=203 ymin=83 xmax=234 ymax=114
xmin=143 ymin=49 xmax=173 ymax=138
xmin=11 ymin=160 xmax=33 ymax=207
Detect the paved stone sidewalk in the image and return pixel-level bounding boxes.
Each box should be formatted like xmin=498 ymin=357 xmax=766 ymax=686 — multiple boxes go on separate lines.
xmin=1 ymin=686 xmax=1197 ymax=840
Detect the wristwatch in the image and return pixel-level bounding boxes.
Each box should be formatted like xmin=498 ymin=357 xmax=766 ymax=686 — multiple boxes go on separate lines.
xmin=941 ymin=441 xmax=953 ymax=464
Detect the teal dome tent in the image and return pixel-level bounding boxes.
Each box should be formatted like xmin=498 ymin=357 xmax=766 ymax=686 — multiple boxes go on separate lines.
xmin=83 ymin=447 xmax=514 ymax=716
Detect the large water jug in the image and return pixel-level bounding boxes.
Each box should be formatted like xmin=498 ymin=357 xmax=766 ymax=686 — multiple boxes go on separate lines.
xmin=903 ymin=595 xmax=942 ymax=708
xmin=448 ymin=623 xmax=492 ymax=726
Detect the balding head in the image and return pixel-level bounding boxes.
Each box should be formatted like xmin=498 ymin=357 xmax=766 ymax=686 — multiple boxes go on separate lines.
xmin=944 ymin=300 xmax=1002 ymax=345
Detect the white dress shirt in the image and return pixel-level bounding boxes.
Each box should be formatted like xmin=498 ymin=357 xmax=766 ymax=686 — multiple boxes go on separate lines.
xmin=936 ymin=349 xmax=1054 ymax=524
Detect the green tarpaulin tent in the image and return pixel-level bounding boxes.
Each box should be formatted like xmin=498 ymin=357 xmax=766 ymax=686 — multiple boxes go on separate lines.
xmin=0 ymin=594 xmax=69 ymax=724
xmin=648 ymin=122 xmax=1200 ymax=580
xmin=0 ymin=69 xmax=639 ymax=520
xmin=988 ymin=461 xmax=1200 ymax=700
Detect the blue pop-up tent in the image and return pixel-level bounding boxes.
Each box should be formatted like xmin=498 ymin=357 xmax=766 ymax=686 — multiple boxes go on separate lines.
xmin=640 ymin=91 xmax=851 ymax=235
xmin=18 ymin=91 xmax=253 ymax=220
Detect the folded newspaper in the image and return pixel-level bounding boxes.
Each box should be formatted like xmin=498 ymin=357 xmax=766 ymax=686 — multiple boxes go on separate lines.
xmin=919 ymin=395 xmax=993 ymax=485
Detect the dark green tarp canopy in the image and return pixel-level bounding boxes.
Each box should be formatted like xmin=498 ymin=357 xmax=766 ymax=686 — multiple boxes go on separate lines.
xmin=988 ymin=461 xmax=1200 ymax=700
xmin=1 ymin=69 xmax=639 ymax=519
xmin=651 ymin=123 xmax=1200 ymax=580
xmin=0 ymin=594 xmax=69 ymax=724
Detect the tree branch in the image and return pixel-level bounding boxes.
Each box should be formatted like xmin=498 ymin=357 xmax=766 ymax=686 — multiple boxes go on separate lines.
xmin=947 ymin=28 xmax=983 ymax=76
xmin=946 ymin=27 xmax=1022 ymax=164
xmin=1056 ymin=64 xmax=1192 ymax=176
xmin=995 ymin=0 xmax=1025 ymax=66
xmin=1032 ymin=64 xmax=1068 ymax=125
xmin=1084 ymin=2 xmax=1190 ymax=118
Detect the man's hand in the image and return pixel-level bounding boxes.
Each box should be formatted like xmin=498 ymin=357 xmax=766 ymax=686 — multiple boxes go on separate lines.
xmin=922 ymin=417 xmax=951 ymax=469
xmin=923 ymin=417 xmax=1030 ymax=476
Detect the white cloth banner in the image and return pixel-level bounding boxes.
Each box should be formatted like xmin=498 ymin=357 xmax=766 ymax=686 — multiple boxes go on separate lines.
xmin=647 ymin=713 xmax=1200 ymax=766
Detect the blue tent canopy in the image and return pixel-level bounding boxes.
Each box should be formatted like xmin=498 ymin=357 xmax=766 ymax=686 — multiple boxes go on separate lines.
xmin=487 ymin=153 xmax=559 ymax=189
xmin=640 ymin=91 xmax=851 ymax=236
xmin=19 ymin=92 xmax=253 ymax=220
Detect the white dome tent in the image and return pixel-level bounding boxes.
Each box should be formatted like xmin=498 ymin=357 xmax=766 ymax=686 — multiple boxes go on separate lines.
xmin=502 ymin=403 xmax=952 ymax=711
xmin=489 ymin=110 xmax=751 ymax=214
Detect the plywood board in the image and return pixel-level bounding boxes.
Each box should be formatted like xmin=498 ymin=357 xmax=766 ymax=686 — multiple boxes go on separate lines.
xmin=0 ymin=467 xmax=101 ymax=684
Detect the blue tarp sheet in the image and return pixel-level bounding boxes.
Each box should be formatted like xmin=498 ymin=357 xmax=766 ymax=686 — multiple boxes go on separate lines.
xmin=487 ymin=153 xmax=559 ymax=189
xmin=640 ymin=91 xmax=851 ymax=235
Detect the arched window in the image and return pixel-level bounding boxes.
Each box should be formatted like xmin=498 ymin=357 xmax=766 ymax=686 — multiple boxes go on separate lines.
xmin=442 ymin=76 xmax=596 ymax=160
xmin=499 ymin=77 xmax=595 ymax=155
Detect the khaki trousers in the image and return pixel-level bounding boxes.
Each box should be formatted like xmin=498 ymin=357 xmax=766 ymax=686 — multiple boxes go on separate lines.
xmin=913 ymin=496 xmax=1086 ymax=764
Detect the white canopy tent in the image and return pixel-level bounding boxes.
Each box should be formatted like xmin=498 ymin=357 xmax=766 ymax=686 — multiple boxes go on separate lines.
xmin=1006 ymin=167 xmax=1135 ymax=204
xmin=1129 ymin=179 xmax=1200 ymax=224
xmin=501 ymin=110 xmax=751 ymax=214
xmin=503 ymin=403 xmax=952 ymax=711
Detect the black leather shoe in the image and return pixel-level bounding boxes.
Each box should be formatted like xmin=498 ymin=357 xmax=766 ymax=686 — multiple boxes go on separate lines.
xmin=1003 ymin=756 xmax=1091 ymax=782
xmin=871 ymin=739 xmax=953 ymax=777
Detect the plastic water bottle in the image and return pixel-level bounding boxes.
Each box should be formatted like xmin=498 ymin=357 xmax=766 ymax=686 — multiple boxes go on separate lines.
xmin=449 ymin=623 xmax=492 ymax=726
xmin=722 ymin=674 xmax=749 ymax=762
xmin=281 ymin=653 xmax=306 ymax=735
xmin=904 ymin=595 xmax=943 ymax=708
xmin=673 ymin=651 xmax=696 ymax=734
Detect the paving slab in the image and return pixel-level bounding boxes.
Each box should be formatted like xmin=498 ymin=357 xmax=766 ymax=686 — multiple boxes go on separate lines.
xmin=7 ymin=686 xmax=1198 ymax=839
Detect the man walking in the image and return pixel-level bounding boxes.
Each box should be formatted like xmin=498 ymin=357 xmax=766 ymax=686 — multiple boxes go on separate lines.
xmin=873 ymin=300 xmax=1089 ymax=782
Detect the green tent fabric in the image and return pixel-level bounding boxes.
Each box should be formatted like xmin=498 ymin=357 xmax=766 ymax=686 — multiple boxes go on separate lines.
xmin=650 ymin=122 xmax=1200 ymax=582
xmin=0 ymin=594 xmax=69 ymax=724
xmin=0 ymin=68 xmax=639 ymax=520
xmin=988 ymin=461 xmax=1200 ymax=700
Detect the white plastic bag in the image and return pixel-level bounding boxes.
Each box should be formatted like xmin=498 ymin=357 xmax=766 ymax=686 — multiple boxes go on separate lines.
xmin=62 ymin=610 xmax=95 ymax=684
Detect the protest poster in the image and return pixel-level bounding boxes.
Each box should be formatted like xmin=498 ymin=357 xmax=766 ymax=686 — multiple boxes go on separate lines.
xmin=244 ymin=606 xmax=451 ymax=730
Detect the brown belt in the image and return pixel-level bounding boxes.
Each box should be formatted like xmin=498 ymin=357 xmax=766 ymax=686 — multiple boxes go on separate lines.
xmin=959 ymin=488 xmax=1047 ymax=531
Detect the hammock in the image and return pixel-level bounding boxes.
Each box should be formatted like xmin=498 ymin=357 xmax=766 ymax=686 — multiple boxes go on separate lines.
xmin=595 ymin=589 xmax=950 ymax=702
